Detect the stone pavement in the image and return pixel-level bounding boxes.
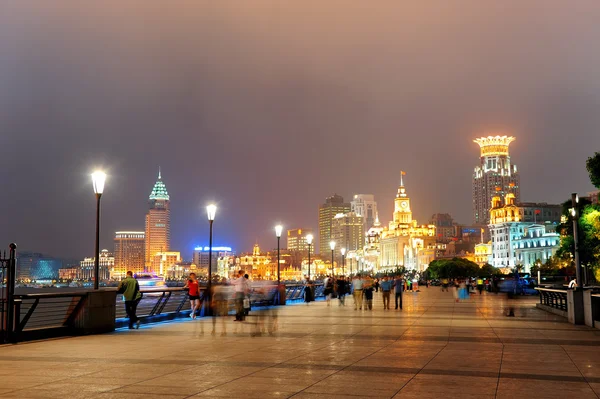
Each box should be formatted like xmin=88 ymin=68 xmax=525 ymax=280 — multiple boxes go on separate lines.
xmin=1 ymin=288 xmax=600 ymax=398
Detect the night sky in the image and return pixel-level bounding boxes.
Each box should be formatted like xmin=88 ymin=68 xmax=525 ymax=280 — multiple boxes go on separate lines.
xmin=1 ymin=1 xmax=599 ymax=260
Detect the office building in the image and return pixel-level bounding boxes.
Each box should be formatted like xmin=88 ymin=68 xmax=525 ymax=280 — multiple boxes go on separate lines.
xmin=151 ymin=251 xmax=181 ymax=276
xmin=145 ymin=169 xmax=170 ymax=266
xmin=318 ymin=194 xmax=351 ymax=254
xmin=473 ymin=136 xmax=520 ymax=225
xmin=193 ymin=246 xmax=235 ymax=278
xmin=286 ymin=228 xmax=313 ymax=252
xmin=429 ymin=213 xmax=456 ymax=243
xmin=331 ymin=212 xmax=364 ymax=252
xmin=351 ymin=194 xmax=378 ymax=232
xmin=113 ymin=231 xmax=145 ymax=280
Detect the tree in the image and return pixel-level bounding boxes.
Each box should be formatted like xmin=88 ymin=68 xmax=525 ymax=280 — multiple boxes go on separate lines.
xmin=477 ymin=263 xmax=499 ymax=277
xmin=587 ymin=152 xmax=600 ymax=189
xmin=426 ymin=258 xmax=480 ymax=279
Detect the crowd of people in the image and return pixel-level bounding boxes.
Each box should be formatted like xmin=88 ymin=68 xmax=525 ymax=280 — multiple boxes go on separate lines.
xmin=117 ymin=271 xmax=510 ymax=330
xmin=303 ymin=274 xmax=413 ymax=311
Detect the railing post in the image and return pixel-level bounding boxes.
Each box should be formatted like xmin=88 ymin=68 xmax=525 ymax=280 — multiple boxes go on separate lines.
xmin=6 ymin=243 xmax=17 ymax=343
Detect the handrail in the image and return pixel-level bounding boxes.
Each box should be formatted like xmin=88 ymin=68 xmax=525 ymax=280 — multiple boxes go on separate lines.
xmin=535 ymin=288 xmax=568 ymax=294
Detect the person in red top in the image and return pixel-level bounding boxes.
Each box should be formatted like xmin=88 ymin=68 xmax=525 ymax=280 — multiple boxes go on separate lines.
xmin=184 ymin=273 xmax=200 ymax=319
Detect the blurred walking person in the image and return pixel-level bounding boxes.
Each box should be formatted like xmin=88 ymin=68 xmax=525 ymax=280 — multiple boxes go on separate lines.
xmin=336 ymin=275 xmax=347 ymax=306
xmin=117 ymin=271 xmax=142 ymax=330
xmin=380 ymin=276 xmax=392 ymax=310
xmin=476 ymin=277 xmax=484 ymax=295
xmin=233 ymin=270 xmax=248 ymax=321
xmin=364 ymin=285 xmax=374 ymax=310
xmin=393 ymin=275 xmax=403 ymax=310
xmin=353 ymin=274 xmax=364 ymax=310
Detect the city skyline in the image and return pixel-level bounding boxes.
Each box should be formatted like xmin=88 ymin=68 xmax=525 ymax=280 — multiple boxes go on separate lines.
xmin=2 ymin=2 xmax=600 ymax=258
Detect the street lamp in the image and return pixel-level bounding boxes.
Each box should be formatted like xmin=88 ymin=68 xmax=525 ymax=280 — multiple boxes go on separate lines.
xmin=205 ymin=204 xmax=217 ymax=315
xmin=341 ymin=248 xmax=346 ymax=276
xmin=330 ymin=241 xmax=336 ymax=277
xmin=306 ymin=234 xmax=314 ymax=279
xmin=91 ymin=171 xmax=106 ymax=290
xmin=571 ymin=193 xmax=582 ymax=288
xmin=275 ymin=225 xmax=283 ymax=285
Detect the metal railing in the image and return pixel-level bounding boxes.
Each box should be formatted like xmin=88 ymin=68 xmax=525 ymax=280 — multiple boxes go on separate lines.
xmin=6 ymin=282 xmax=329 ymax=342
xmin=535 ymin=287 xmax=568 ymax=312
xmin=13 ymin=291 xmax=88 ymax=341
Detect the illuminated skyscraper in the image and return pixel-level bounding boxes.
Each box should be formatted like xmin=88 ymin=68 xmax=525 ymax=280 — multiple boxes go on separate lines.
xmin=318 ymin=194 xmax=351 ymax=254
xmin=286 ymin=228 xmax=313 ymax=252
xmin=113 ymin=231 xmax=145 ymax=279
xmin=473 ymin=136 xmax=520 ymax=225
xmin=351 ymin=194 xmax=378 ymax=232
xmin=145 ymin=169 xmax=170 ymax=266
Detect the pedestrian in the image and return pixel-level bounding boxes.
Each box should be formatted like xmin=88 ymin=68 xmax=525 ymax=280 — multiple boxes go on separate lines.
xmin=374 ymin=278 xmax=380 ymax=293
xmin=336 ymin=275 xmax=346 ymax=306
xmin=243 ymin=274 xmax=251 ymax=316
xmin=184 ymin=272 xmax=200 ymax=319
xmin=304 ymin=276 xmax=314 ymax=304
xmin=352 ymin=274 xmax=364 ymax=310
xmin=233 ymin=270 xmax=247 ymax=321
xmin=364 ymin=285 xmax=374 ymax=310
xmin=476 ymin=277 xmax=484 ymax=295
xmin=324 ymin=275 xmax=334 ymax=306
xmin=117 ymin=271 xmax=142 ymax=330
xmin=441 ymin=277 xmax=449 ymax=292
xmin=380 ymin=276 xmax=392 ymax=310
xmin=393 ymin=275 xmax=403 ymax=310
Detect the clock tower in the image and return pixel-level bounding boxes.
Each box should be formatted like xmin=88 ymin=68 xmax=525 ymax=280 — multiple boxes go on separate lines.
xmin=393 ymin=171 xmax=412 ymax=226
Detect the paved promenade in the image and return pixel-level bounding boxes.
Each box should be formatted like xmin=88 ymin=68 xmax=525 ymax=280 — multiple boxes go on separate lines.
xmin=1 ymin=288 xmax=600 ymax=398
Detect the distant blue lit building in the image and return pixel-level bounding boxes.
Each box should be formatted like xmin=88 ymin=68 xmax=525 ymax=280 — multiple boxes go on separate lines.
xmin=17 ymin=252 xmax=63 ymax=280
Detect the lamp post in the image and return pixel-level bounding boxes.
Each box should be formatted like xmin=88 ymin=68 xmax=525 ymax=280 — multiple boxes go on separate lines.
xmin=341 ymin=248 xmax=346 ymax=276
xmin=206 ymin=204 xmax=217 ymax=315
xmin=306 ymin=234 xmax=314 ymax=279
xmin=571 ymin=193 xmax=583 ymax=288
xmin=91 ymin=171 xmax=106 ymax=290
xmin=329 ymin=241 xmax=336 ymax=277
xmin=275 ymin=225 xmax=283 ymax=285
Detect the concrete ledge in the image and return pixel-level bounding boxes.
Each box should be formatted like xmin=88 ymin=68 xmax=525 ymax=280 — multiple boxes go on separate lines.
xmin=536 ymin=303 xmax=568 ymax=318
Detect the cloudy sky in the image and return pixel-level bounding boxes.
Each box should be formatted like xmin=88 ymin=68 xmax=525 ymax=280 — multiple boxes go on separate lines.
xmin=1 ymin=1 xmax=599 ymax=259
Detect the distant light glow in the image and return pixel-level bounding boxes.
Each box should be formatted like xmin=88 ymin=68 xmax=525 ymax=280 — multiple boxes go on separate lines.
xmin=330 ymin=241 xmax=336 ymax=250
xmin=306 ymin=234 xmax=314 ymax=245
xmin=341 ymin=247 xmax=346 ymax=256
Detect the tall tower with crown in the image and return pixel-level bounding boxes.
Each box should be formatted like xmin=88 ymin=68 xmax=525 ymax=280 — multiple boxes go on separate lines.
xmin=145 ymin=168 xmax=171 ymax=267
xmin=392 ymin=171 xmax=412 ymax=226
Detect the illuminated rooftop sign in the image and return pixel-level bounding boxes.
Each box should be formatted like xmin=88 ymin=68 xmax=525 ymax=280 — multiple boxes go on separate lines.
xmin=194 ymin=246 xmax=232 ymax=252
xmin=474 ymin=135 xmax=515 ymax=157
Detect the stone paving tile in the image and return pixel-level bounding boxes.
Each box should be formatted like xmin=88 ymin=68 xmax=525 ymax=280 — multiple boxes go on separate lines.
xmin=495 ymin=378 xmax=598 ymax=398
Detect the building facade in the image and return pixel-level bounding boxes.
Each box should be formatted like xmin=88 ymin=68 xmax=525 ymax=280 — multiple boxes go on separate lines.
xmin=286 ymin=228 xmax=313 ymax=252
xmin=473 ymin=136 xmax=520 ymax=225
xmin=16 ymin=252 xmax=64 ymax=281
xmin=151 ymin=251 xmax=181 ymax=276
xmin=429 ymin=213 xmax=456 ymax=243
xmin=379 ymin=173 xmax=437 ymax=272
xmin=331 ymin=212 xmax=364 ymax=252
xmin=318 ymin=194 xmax=351 ymax=255
xmin=351 ymin=194 xmax=378 ymax=232
xmin=145 ymin=170 xmax=170 ymax=266
xmin=113 ymin=231 xmax=145 ymax=280
xmin=489 ymin=194 xmax=560 ymax=272
xmin=193 ymin=246 xmax=235 ymax=278
xmin=79 ymin=249 xmax=114 ymax=281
